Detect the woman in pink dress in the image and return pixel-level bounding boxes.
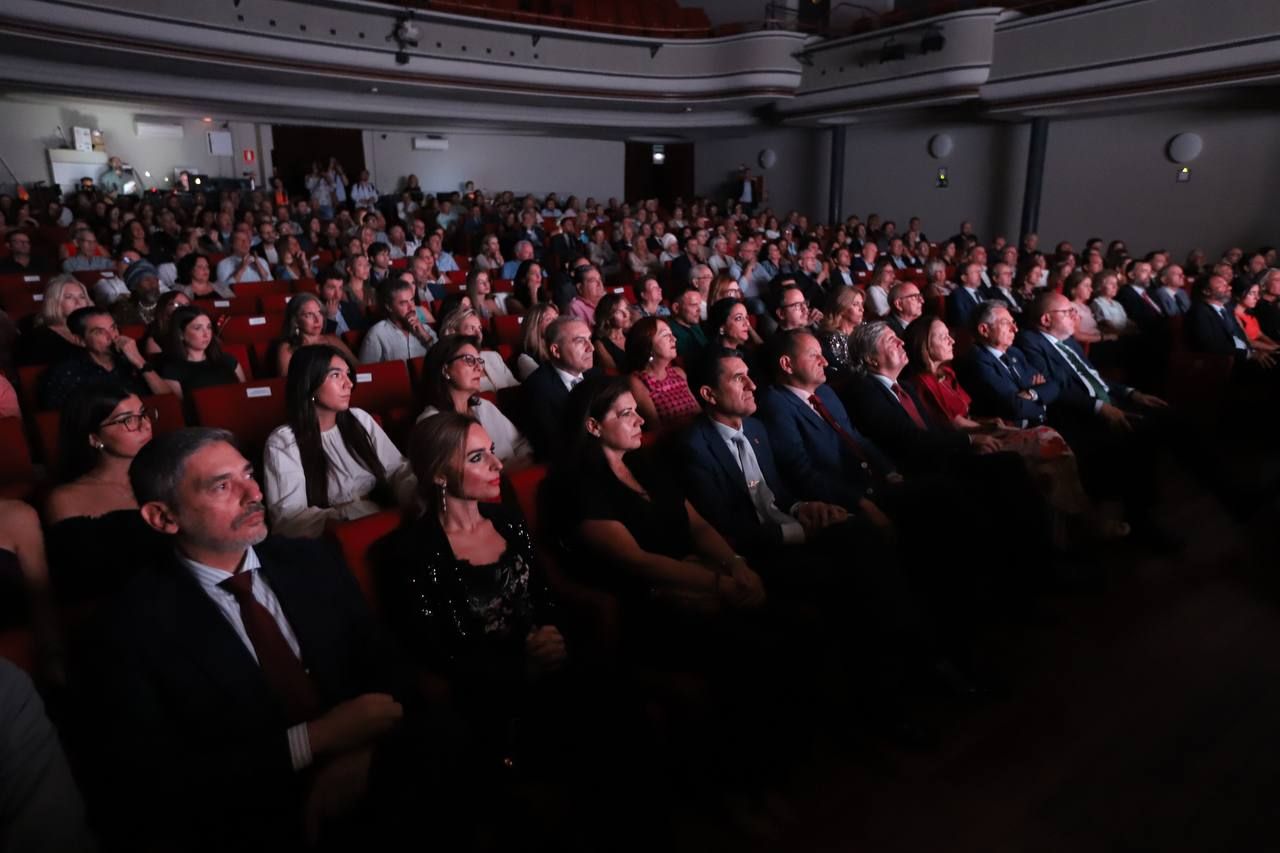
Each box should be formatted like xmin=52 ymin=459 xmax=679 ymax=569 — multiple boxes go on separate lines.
xmin=624 ymin=317 xmax=700 ymax=431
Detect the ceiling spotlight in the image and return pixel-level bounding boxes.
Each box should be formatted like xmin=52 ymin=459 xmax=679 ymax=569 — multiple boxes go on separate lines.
xmin=201 ymin=116 xmax=213 ymax=123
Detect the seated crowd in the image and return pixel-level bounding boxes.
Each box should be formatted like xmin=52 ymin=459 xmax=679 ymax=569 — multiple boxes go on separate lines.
xmin=0 ymin=170 xmax=1278 ymax=850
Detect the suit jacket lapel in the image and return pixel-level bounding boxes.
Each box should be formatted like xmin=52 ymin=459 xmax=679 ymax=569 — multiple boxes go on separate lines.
xmin=167 ymin=558 xmax=278 ymax=713
xmin=698 ymin=419 xmax=751 ymax=500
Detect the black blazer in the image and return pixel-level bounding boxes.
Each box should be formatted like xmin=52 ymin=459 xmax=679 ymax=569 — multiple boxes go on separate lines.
xmin=1116 ymin=285 xmax=1166 ymax=332
xmin=1185 ymin=300 xmax=1248 ymax=356
xmin=83 ymin=536 xmax=401 ymax=849
xmin=954 ymin=344 xmax=1048 ymax=425
xmin=523 ymin=362 xmax=601 ymax=461
xmin=946 ymin=286 xmax=986 ymax=331
xmin=680 ymin=414 xmax=798 ymax=556
xmin=838 ymin=374 xmax=970 ymax=474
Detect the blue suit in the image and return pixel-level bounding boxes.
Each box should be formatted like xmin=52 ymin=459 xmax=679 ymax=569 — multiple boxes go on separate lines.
xmin=1015 ymin=330 xmax=1131 ymax=425
xmin=1152 ymin=286 xmax=1191 ymax=317
xmin=755 ymin=383 xmax=895 ymax=512
xmin=946 ymin=286 xmax=986 ymax=330
xmin=680 ymin=414 xmax=797 ymax=555
xmin=954 ymin=344 xmax=1048 ymax=426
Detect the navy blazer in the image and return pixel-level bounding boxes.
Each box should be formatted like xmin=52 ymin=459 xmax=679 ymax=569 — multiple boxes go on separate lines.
xmin=955 ymin=344 xmax=1047 ymax=425
xmin=946 ymin=286 xmax=986 ymax=330
xmin=86 ymin=536 xmax=401 ymax=847
xmin=755 ymin=383 xmax=894 ymax=512
xmin=523 ymin=361 xmax=600 ymax=461
xmin=838 ymin=374 xmax=970 ymax=473
xmin=1185 ymin=300 xmax=1248 ymax=357
xmin=979 ymin=284 xmax=1021 ymax=314
xmin=681 ymin=414 xmax=797 ymax=555
xmin=1015 ymin=330 xmax=1131 ymax=421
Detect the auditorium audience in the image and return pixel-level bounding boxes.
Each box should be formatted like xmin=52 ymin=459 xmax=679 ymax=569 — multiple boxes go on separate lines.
xmin=275 ymin=291 xmax=357 ymax=376
xmin=1153 ymin=263 xmax=1192 ymax=316
xmin=264 ymin=345 xmax=415 ymax=537
xmin=625 ymin=316 xmax=700 ymax=430
xmin=634 ymin=275 xmax=670 ymax=319
xmin=592 ymin=291 xmax=633 ymax=372
xmin=465 ymin=267 xmax=507 ymax=320
xmin=1089 ymin=270 xmax=1134 ymax=339
xmin=16 ymin=275 xmax=90 ymax=366
xmin=668 ymin=287 xmax=708 ymax=361
xmin=44 ymin=384 xmax=167 ymax=602
xmin=439 ymin=307 xmax=520 ymax=391
xmin=1232 ymin=280 xmax=1280 ymax=354
xmin=158 ymin=305 xmax=246 ymax=398
xmin=705 ymin=296 xmax=759 ymax=360
xmin=416 ymin=335 xmax=533 ymax=468
xmin=141 ymin=290 xmax=191 ymax=355
xmin=515 ymin=302 xmax=559 ymax=380
xmin=1185 ymin=273 xmax=1274 ymax=367
xmin=39 ymin=306 xmax=169 ymax=409
xmin=567 ymin=263 xmax=606 ymax=326
xmin=175 ymin=252 xmax=235 ymax=301
xmin=885 ymin=280 xmax=925 ymax=338
xmin=523 ymin=316 xmax=599 ymax=460
xmin=358 ymin=278 xmax=437 ymax=363
xmin=815 ymin=285 xmax=865 ymax=383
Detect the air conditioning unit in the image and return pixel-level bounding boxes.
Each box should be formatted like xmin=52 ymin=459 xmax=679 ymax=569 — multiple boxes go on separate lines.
xmin=135 ymin=120 xmax=185 ymax=140
xmin=412 ymin=136 xmax=449 ymax=152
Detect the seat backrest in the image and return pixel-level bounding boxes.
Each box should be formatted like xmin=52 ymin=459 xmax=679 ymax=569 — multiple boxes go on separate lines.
xmin=328 ymin=508 xmax=401 ymax=612
xmin=508 ymin=464 xmax=548 ymax=534
xmin=233 ymin=280 xmax=293 ymax=298
xmin=350 ymin=360 xmax=414 ymax=417
xmin=0 ymin=418 xmax=34 ymax=484
xmin=0 ymin=287 xmax=45 ymax=321
xmin=189 ymin=378 xmax=287 ymax=457
xmin=493 ymin=314 xmax=524 ymax=348
xmin=220 ymin=313 xmax=284 ymax=347
xmin=16 ymin=364 xmax=48 ymax=414
xmin=260 ymin=293 xmax=294 ymax=314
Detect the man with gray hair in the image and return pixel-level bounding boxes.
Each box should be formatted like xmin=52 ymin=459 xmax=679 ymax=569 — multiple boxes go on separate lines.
xmin=885 ymin=281 xmax=925 ymax=338
xmin=500 ymin=239 xmax=534 ymax=280
xmin=522 ymin=315 xmax=600 ymax=460
xmin=1152 ymin=263 xmax=1192 ymax=317
xmin=85 ymin=428 xmax=422 ymax=849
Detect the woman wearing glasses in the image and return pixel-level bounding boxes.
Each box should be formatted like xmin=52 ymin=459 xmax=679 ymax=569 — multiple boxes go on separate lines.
xmin=274 ymin=292 xmax=356 ymax=377
xmin=263 ymin=344 xmax=415 ymax=538
xmin=44 ymin=383 xmax=167 ymax=603
xmin=439 ymin=307 xmax=520 ymax=392
xmin=417 ymin=335 xmax=533 ymax=470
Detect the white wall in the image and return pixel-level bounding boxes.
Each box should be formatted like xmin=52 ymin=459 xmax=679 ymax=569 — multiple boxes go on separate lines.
xmin=695 ymin=128 xmax=829 ymax=216
xmin=1037 ymin=108 xmax=1280 ymax=259
xmin=839 ymin=119 xmax=1030 ymax=246
xmin=363 ymin=130 xmax=625 ymax=200
xmin=0 ymin=97 xmax=250 ymax=190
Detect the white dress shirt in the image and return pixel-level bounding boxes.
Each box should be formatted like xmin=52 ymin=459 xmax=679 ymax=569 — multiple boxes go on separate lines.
xmin=179 ymin=546 xmax=312 ymax=769
xmin=417 ymin=397 xmax=532 ymax=464
xmin=709 ymin=419 xmax=803 ymax=544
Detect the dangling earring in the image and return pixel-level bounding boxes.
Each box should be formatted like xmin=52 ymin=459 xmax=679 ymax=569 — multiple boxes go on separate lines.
xmin=435 ymin=479 xmax=448 ymax=515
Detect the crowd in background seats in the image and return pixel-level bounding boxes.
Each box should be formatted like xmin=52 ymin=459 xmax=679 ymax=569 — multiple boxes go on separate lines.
xmin=0 ymin=164 xmax=1276 ymax=850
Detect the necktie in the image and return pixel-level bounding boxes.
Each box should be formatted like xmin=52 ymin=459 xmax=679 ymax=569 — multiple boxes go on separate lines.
xmin=890 ymin=383 xmax=928 ymax=429
xmin=807 ymin=393 xmax=869 ymax=464
xmin=731 ymin=434 xmax=795 ymax=529
xmin=220 ymin=571 xmax=320 ymax=724
xmin=1052 ymin=339 xmax=1110 ymax=404
xmin=1140 ymin=289 xmax=1163 ymax=315
xmin=998 ymin=351 xmax=1021 ymax=382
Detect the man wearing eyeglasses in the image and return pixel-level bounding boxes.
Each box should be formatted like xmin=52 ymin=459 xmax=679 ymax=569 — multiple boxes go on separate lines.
xmin=0 ymin=230 xmax=48 ymax=274
xmin=885 ymin=282 xmax=924 ymax=338
xmin=39 ymin=306 xmax=170 ymax=409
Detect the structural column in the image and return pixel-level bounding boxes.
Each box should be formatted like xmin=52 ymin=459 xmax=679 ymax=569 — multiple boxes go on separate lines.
xmin=1019 ymin=117 xmax=1049 ymax=243
xmin=828 ymin=125 xmax=846 ymax=225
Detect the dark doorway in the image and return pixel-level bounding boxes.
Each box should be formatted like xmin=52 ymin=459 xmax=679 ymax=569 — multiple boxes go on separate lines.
xmin=270 ymin=126 xmax=365 ymax=197
xmin=625 ymin=141 xmax=693 ymax=208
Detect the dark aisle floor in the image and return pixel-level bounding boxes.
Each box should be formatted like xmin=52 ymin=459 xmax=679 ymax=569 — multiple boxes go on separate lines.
xmin=737 ymin=456 xmax=1280 ymax=853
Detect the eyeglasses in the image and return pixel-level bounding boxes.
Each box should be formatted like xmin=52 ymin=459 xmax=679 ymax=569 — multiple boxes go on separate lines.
xmin=900 ymin=293 xmax=924 ymax=301
xmin=783 ymin=300 xmax=809 ymax=311
xmin=99 ymin=407 xmax=158 ymax=432
xmin=449 ymin=354 xmax=485 ymax=368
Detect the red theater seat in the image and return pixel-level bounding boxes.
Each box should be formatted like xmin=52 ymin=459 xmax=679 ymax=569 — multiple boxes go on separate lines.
xmin=328 ymin=508 xmax=400 ymax=613
xmin=189 ymin=378 xmax=286 ymax=458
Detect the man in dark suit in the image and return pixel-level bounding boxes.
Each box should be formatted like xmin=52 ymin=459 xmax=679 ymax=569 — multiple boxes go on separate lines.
xmin=955 ymin=301 xmax=1050 ymax=426
xmin=850 ymin=241 xmax=879 ymax=274
xmin=1016 ymin=291 xmax=1168 ymax=441
xmin=885 ymin=281 xmax=925 ymax=338
xmin=84 ymin=429 xmax=433 ymax=850
xmin=516 ymin=209 xmax=547 ymax=261
xmin=980 ymin=262 xmax=1021 ymax=315
xmin=755 ymin=329 xmax=900 ymax=531
xmin=1116 ymin=259 xmax=1166 ymax=331
xmin=523 ymin=316 xmax=600 ymax=460
xmin=839 ymin=322 xmax=1000 ymax=474
xmin=547 ymin=212 xmax=583 ymax=272
xmin=1185 ymin=273 xmax=1271 ymax=364
xmin=668 ymin=231 xmax=704 ymax=299
xmin=946 ymin=261 xmax=987 ymax=330
xmin=883 ymin=237 xmax=920 ymax=272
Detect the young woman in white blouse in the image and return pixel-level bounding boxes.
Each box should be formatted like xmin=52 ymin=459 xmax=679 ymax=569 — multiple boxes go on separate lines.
xmin=264 ymin=344 xmax=416 ymax=538
xmin=416 ymin=334 xmax=534 ymax=470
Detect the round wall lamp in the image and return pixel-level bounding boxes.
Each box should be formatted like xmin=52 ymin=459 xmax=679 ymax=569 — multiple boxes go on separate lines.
xmin=928 ymin=133 xmax=954 ymax=159
xmin=1166 ymin=132 xmax=1203 ymax=164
